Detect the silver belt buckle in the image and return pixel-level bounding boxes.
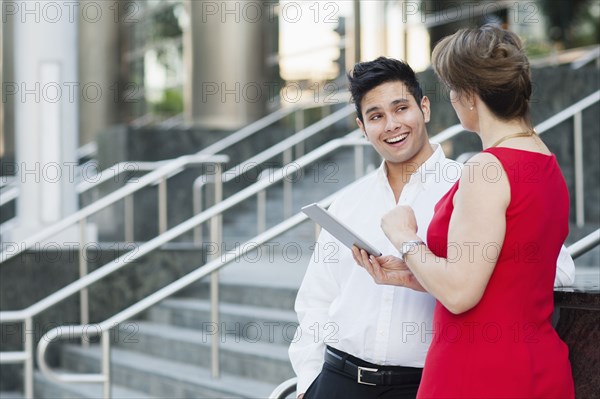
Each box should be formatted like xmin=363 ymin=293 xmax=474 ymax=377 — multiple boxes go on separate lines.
xmin=357 ymin=366 xmax=378 ymax=386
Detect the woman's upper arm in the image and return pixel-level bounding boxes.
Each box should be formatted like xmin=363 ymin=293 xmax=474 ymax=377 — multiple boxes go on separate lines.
xmin=445 ymin=152 xmax=510 ymax=313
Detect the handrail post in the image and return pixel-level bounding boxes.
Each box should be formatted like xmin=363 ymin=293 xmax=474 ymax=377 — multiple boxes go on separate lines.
xmin=102 ymin=331 xmax=111 ymax=399
xmin=24 ymin=317 xmax=33 ymax=399
xmin=124 ymin=194 xmax=134 ymax=243
xmin=294 ymin=108 xmax=305 ymax=157
xmin=158 ymin=177 xmax=168 ymax=234
xmin=193 ymin=182 xmax=204 ymax=246
xmin=79 ymin=219 xmax=89 ymax=347
xmin=321 ymin=104 xmax=329 ymax=120
xmin=574 ymin=111 xmax=584 ymax=227
xmin=210 ymin=164 xmax=223 ymax=379
xmin=294 ymin=108 xmax=304 ymax=132
xmin=283 ymin=148 xmax=293 ymax=218
xmin=295 ymin=141 xmax=305 ymax=159
xmin=257 ymin=189 xmax=266 ymax=234
xmin=354 ymin=144 xmax=364 ymax=179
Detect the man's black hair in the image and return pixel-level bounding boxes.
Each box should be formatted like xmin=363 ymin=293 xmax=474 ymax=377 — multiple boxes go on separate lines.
xmin=347 ymin=57 xmax=424 ymax=123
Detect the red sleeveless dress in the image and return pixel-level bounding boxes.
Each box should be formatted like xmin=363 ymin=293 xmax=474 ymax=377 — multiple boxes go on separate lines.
xmin=418 ymin=148 xmax=574 ymax=398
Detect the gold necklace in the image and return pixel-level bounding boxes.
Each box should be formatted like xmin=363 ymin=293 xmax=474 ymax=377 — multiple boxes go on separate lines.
xmin=489 ymin=130 xmax=536 ymax=148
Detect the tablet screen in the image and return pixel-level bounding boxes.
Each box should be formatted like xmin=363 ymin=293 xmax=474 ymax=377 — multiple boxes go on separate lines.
xmin=301 ymin=203 xmax=382 ymax=256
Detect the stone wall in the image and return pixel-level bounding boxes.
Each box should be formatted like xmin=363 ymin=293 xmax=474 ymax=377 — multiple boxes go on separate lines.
xmin=0 ymin=245 xmax=204 ymax=391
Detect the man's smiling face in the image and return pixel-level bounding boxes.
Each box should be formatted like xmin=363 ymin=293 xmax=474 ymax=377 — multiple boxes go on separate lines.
xmin=357 ymin=81 xmax=432 ymax=170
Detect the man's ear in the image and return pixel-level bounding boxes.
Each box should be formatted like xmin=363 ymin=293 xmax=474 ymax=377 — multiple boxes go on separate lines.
xmin=420 ymin=96 xmax=431 ymax=123
xmin=356 ymin=117 xmax=368 ymax=139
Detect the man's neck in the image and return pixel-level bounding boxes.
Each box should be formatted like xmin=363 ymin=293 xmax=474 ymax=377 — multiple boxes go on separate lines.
xmin=385 ymin=144 xmax=435 ymax=202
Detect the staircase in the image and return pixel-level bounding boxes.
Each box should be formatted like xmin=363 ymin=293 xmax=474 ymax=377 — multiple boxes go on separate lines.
xmin=28 ymin=146 xmax=371 ymax=398
xmin=35 ymin=282 xmax=299 ymax=398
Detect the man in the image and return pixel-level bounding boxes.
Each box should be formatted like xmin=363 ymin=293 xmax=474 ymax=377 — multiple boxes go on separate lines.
xmin=288 ymin=57 xmax=574 ymax=399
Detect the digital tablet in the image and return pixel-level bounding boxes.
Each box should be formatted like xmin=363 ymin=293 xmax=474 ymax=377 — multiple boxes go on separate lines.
xmin=301 ymin=203 xmax=382 ymax=256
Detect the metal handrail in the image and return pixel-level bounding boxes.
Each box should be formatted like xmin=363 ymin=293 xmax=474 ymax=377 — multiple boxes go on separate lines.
xmin=267 ymin=228 xmax=600 ymax=399
xmin=192 ymin=130 xmax=363 ymax=243
xmin=75 ymin=161 xmax=171 ymax=194
xmin=534 ymin=91 xmax=600 ymax=133
xmin=0 ymin=102 xmax=318 ymax=251
xmin=0 ymin=154 xmax=228 ymax=263
xmin=0 ymin=186 xmax=18 ymax=207
xmin=569 ymin=229 xmax=600 ymax=259
xmin=429 ymin=123 xmax=465 ymax=144
xmin=1 ymin=141 xmax=98 ymax=205
xmin=269 ymin=377 xmax=298 ymax=399
xmin=191 ymin=105 xmax=354 ymax=238
xmin=192 ymin=106 xmax=356 ymax=241
xmin=36 ymin=103 xmax=342 ymax=197
xmin=571 ymin=45 xmax=600 ymax=70
xmin=32 ymin=137 xmax=372 ymax=397
xmin=0 ymin=176 xmax=16 ymax=189
xmin=222 ymin=105 xmax=354 ymax=183
xmin=76 ymin=141 xmax=98 ymax=161
xmin=0 ymin=105 xmax=310 ymax=238
xmin=17 ymin=107 xmax=298 ymax=199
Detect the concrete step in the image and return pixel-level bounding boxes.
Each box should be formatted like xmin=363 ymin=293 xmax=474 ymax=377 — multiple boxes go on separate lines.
xmin=222 ymin=212 xmax=317 ymax=244
xmin=147 ymin=298 xmax=298 ymax=346
xmin=179 ymin=281 xmax=299 ymax=310
xmin=185 ymin=238 xmax=313 ymax=293
xmin=221 ymin=148 xmax=360 ymax=243
xmin=33 ymin=371 xmax=156 ymax=399
xmin=0 ymin=392 xmax=23 ymax=399
xmin=59 ymin=345 xmax=274 ymax=398
xmin=217 ymin=251 xmax=311 ymax=290
xmin=109 ymin=321 xmax=295 ymax=384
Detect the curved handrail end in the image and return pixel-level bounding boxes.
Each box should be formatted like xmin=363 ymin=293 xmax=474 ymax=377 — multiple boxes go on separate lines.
xmin=269 ymin=377 xmax=297 ymax=399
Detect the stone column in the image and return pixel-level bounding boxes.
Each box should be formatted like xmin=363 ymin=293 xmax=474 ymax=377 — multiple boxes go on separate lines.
xmin=78 ymin=0 xmax=120 ymax=147
xmin=360 ymin=0 xmax=386 ymax=61
xmin=8 ymin=0 xmax=78 ymax=242
xmin=184 ymin=1 xmax=271 ymax=130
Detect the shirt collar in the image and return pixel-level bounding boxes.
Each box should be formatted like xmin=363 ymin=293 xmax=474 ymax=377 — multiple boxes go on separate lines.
xmin=376 ymin=143 xmax=448 ymax=190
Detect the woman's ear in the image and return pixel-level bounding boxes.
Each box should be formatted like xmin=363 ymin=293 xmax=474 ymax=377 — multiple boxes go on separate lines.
xmin=465 ymin=91 xmax=477 ymax=110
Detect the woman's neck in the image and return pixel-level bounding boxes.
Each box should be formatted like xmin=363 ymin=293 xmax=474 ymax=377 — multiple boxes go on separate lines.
xmin=478 ymin=117 xmax=532 ymax=150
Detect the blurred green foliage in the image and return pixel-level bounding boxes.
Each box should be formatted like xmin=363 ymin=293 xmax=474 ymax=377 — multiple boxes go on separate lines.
xmin=151 ymin=89 xmax=183 ymax=116
xmin=539 ymin=0 xmax=599 ymax=48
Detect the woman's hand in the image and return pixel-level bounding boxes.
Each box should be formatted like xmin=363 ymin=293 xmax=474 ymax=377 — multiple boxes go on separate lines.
xmin=352 ymin=246 xmax=426 ymax=292
xmin=381 ymin=205 xmax=419 ymax=247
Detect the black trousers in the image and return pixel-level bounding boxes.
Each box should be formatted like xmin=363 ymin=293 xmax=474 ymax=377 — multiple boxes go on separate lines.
xmin=303 ymin=348 xmax=422 ymax=399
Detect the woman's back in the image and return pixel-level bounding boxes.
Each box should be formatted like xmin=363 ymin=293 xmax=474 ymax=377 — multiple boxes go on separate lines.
xmin=419 ymin=147 xmax=574 ymax=398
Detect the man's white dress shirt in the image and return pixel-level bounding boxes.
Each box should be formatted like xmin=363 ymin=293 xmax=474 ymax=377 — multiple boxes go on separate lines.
xmin=289 ymin=144 xmax=575 ymax=394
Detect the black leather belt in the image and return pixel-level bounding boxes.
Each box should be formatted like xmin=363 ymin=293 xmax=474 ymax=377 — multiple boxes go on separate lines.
xmin=324 ymin=347 xmax=422 ymax=386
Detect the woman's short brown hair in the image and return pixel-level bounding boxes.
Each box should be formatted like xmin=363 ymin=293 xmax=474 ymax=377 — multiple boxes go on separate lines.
xmin=431 ymin=25 xmax=532 ymax=122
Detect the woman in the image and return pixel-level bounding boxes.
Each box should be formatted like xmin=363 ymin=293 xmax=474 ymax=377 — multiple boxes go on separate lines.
xmin=353 ymin=25 xmax=575 ymax=397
